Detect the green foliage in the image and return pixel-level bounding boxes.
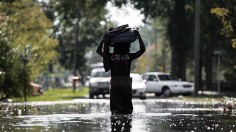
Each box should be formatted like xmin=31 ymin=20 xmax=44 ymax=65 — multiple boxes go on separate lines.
xmin=1 ymin=0 xmax=58 ymax=78
xmin=124 ymin=0 xmax=195 ymax=80
xmin=0 ymin=0 xmax=58 ymax=98
xmin=211 ymin=4 xmax=236 ymax=48
xmin=210 ymin=1 xmax=236 ymax=80
xmin=211 ymin=8 xmax=233 ymax=37
xmin=132 ymin=22 xmax=171 ymax=74
xmin=114 ymin=0 xmax=236 ymax=87
xmin=44 ymin=0 xmax=109 ymax=74
xmin=232 ymin=39 xmax=236 ymax=48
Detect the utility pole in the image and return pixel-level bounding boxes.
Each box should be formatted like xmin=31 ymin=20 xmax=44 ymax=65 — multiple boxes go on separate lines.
xmin=23 ymin=46 xmax=31 ymax=102
xmin=162 ymin=42 xmax=167 ymax=72
xmin=154 ymin=29 xmax=158 ymax=71
xmin=217 ymin=53 xmax=221 ymax=93
xmin=23 ymin=49 xmax=27 ymax=102
xmin=194 ymin=0 xmax=201 ymax=96
xmin=214 ymin=50 xmax=223 ymax=93
xmin=146 ymin=40 xmax=151 ymax=72
xmin=73 ymin=19 xmax=79 ymax=94
xmin=146 ymin=0 xmax=151 ymax=72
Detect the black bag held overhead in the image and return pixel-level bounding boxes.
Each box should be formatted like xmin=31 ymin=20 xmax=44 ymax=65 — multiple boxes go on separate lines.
xmin=102 ymin=24 xmax=138 ymax=72
xmin=106 ymin=24 xmax=138 ymax=46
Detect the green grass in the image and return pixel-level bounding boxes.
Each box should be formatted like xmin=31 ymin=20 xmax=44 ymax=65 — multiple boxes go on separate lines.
xmin=13 ymin=87 xmax=89 ymax=102
xmin=12 ymin=87 xmax=236 ymax=103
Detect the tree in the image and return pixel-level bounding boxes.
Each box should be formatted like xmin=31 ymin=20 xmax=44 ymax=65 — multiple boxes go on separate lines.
xmin=211 ymin=0 xmax=236 ymax=49
xmin=200 ymin=1 xmax=228 ymax=90
xmin=112 ymin=0 xmax=195 ymax=80
xmin=42 ymin=0 xmax=110 ymax=85
xmin=210 ymin=1 xmax=236 ymax=82
xmin=0 ymin=0 xmax=58 ymax=98
xmin=132 ymin=22 xmax=171 ymax=74
xmin=112 ymin=0 xmax=236 ymax=91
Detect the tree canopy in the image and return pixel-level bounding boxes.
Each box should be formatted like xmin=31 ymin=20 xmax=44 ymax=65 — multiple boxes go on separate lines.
xmin=112 ymin=0 xmax=195 ymax=80
xmin=0 ymin=0 xmax=58 ymax=98
xmin=1 ymin=0 xmax=236 ymax=98
xmin=112 ymin=0 xmax=236 ymax=90
xmin=43 ymin=0 xmax=111 ymax=80
xmin=211 ymin=1 xmax=236 ymax=49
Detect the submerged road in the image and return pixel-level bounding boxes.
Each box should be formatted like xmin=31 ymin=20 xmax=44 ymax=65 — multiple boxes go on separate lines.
xmin=0 ymin=98 xmax=236 ymax=132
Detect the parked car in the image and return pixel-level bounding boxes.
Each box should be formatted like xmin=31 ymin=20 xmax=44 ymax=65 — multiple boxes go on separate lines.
xmin=88 ymin=68 xmax=110 ymax=99
xmin=130 ymin=73 xmax=147 ymax=99
xmin=142 ymin=72 xmax=194 ymax=97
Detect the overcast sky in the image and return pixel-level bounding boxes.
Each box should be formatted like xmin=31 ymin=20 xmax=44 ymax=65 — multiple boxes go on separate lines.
xmin=106 ymin=2 xmax=144 ymax=27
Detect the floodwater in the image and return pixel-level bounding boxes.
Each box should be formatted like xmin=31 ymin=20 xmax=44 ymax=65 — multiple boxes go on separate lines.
xmin=0 ymin=98 xmax=236 ymax=132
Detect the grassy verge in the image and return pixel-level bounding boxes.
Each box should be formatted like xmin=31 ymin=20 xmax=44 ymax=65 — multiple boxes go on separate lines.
xmin=13 ymin=87 xmax=89 ymax=102
xmin=12 ymin=88 xmax=235 ymax=103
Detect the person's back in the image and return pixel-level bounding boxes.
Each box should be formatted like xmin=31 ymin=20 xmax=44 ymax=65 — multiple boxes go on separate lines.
xmin=110 ymin=43 xmax=131 ymax=77
xmin=96 ymin=29 xmax=145 ymax=115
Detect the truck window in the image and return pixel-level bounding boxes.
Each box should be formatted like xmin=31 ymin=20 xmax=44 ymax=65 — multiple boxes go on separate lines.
xmin=91 ymin=71 xmax=110 ymax=77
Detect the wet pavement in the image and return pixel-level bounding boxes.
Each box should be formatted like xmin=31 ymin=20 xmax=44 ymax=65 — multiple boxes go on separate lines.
xmin=0 ymin=98 xmax=236 ymax=132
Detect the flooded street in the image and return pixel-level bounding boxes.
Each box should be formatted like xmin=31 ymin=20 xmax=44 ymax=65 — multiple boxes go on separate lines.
xmin=1 ymin=98 xmax=236 ymax=132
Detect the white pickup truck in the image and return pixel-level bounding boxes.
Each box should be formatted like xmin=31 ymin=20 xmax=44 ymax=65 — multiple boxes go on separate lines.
xmin=88 ymin=68 xmax=110 ymax=99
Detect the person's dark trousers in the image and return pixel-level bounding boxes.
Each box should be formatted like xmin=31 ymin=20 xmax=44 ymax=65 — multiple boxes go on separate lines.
xmin=110 ymin=76 xmax=133 ymax=115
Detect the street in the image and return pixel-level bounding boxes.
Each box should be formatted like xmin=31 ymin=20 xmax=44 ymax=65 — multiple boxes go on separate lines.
xmin=1 ymin=98 xmax=236 ymax=132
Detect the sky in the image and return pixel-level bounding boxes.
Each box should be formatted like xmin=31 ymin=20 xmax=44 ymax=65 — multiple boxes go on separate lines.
xmin=106 ymin=2 xmax=144 ymax=27
xmin=37 ymin=0 xmax=144 ymax=27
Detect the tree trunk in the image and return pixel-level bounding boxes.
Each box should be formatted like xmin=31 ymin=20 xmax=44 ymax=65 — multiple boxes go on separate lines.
xmin=171 ymin=48 xmax=187 ymax=80
xmin=168 ymin=0 xmax=188 ymax=81
xmin=204 ymin=53 xmax=213 ymax=90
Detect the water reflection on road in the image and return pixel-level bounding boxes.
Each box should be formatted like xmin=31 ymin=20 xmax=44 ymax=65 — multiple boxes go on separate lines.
xmin=1 ymin=99 xmax=236 ymax=132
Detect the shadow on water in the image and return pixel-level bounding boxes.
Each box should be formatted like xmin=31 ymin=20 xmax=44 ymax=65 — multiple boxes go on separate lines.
xmin=111 ymin=115 xmax=132 ymax=132
xmin=1 ymin=99 xmax=236 ymax=132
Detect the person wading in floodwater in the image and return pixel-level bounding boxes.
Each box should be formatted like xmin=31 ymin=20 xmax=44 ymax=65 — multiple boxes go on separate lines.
xmin=96 ymin=25 xmax=145 ymax=115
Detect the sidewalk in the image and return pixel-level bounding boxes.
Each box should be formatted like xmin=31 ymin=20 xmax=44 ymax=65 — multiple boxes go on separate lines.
xmin=198 ymin=91 xmax=220 ymax=95
xmin=198 ymin=91 xmax=236 ymax=96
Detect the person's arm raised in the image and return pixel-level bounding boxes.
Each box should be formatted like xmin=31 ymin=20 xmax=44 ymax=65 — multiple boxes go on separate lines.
xmin=134 ymin=30 xmax=146 ymax=58
xmin=96 ymin=36 xmax=105 ymax=57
